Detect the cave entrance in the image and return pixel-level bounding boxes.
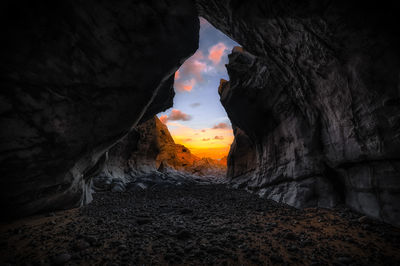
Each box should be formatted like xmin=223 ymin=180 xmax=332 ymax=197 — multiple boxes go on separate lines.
xmin=155 ymin=17 xmax=239 ymax=178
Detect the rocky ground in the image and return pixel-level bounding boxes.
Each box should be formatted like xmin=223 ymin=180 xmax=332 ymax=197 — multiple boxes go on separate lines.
xmin=1 ymin=183 xmax=400 ymax=265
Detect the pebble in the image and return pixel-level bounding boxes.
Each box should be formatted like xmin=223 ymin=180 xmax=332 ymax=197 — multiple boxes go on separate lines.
xmin=2 ymin=184 xmax=400 ymax=265
xmin=52 ymin=253 xmax=71 ymax=265
xmin=358 ymin=216 xmax=368 ymax=223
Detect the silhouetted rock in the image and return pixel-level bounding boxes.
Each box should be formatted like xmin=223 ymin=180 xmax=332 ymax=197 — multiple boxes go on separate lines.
xmin=0 ymin=0 xmax=199 ymax=218
xmin=198 ymin=1 xmax=400 ymax=225
xmin=93 ymin=116 xmax=227 ymax=191
xmin=225 ymin=126 xmax=257 ymax=188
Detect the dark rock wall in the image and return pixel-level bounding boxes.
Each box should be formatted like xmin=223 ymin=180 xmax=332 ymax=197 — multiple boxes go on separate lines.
xmin=198 ymin=0 xmax=400 ymax=225
xmin=0 ymin=0 xmax=199 ymax=218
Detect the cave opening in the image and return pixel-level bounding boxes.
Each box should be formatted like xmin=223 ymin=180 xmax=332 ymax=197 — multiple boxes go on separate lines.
xmin=154 ymin=17 xmax=239 ymax=179
xmin=2 ymin=2 xmax=400 ymax=264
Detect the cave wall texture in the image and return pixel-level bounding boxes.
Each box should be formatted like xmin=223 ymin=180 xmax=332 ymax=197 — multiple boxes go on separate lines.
xmin=0 ymin=0 xmax=199 ymax=219
xmin=1 ymin=0 xmax=399 ymax=226
xmin=198 ymin=0 xmax=400 ymax=225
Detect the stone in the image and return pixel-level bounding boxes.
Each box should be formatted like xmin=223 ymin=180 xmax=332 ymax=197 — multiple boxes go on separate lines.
xmin=180 ymin=208 xmax=194 ymax=215
xmin=74 ymin=240 xmax=90 ymax=251
xmin=52 ymin=253 xmax=71 ymax=265
xmin=175 ymin=229 xmax=192 ymax=240
xmin=358 ymin=216 xmax=368 ymax=223
xmin=110 ymin=183 xmax=126 ymax=193
xmin=136 ymin=218 xmax=152 ymax=226
xmin=335 ymin=256 xmax=353 ymax=265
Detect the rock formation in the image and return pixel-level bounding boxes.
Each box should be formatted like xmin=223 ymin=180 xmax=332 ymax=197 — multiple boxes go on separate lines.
xmin=94 ymin=116 xmax=227 ymax=191
xmin=0 ymin=0 xmax=199 ymax=219
xmin=199 ymin=1 xmax=400 ymax=225
xmin=1 ymin=0 xmax=399 ymax=227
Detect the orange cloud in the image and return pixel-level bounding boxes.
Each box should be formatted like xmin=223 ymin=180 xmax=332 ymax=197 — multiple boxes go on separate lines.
xmin=202 ymin=138 xmax=210 ymax=141
xmin=175 ymin=78 xmax=196 ymax=92
xmin=174 ymin=50 xmax=208 ymax=93
xmin=160 ymin=109 xmax=192 ymax=123
xmin=208 ymin=42 xmax=227 ymax=65
xmin=168 ymin=109 xmax=191 ymax=121
xmin=212 ymin=122 xmax=230 ymax=129
xmin=201 ymin=129 xmax=206 ymax=132
xmin=183 ymin=59 xmax=206 ymax=82
xmin=174 ymin=70 xmax=180 ymax=80
xmin=214 ymin=136 xmax=224 ymax=140
xmin=180 ymin=51 xmax=206 ymax=81
xmin=159 ymin=115 xmax=168 ymax=124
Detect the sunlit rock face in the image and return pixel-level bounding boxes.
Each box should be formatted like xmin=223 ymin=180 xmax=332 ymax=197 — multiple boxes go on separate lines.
xmin=94 ymin=116 xmax=227 ymax=191
xmin=199 ymin=0 xmax=400 ymax=225
xmin=0 ymin=0 xmax=199 ymax=218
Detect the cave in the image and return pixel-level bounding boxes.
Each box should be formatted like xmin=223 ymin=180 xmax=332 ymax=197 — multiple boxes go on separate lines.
xmin=1 ymin=0 xmax=400 ymax=264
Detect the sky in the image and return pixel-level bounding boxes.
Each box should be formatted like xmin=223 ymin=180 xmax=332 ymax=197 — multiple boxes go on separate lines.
xmin=157 ymin=17 xmax=239 ymax=160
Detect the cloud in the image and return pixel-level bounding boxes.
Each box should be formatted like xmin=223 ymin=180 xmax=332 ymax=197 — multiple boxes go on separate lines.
xmin=201 ymin=129 xmax=206 ymax=132
xmin=183 ymin=55 xmax=206 ymax=82
xmin=159 ymin=115 xmax=168 ymax=124
xmin=199 ymin=17 xmax=210 ymax=27
xmin=174 ymin=70 xmax=180 ymax=80
xmin=168 ymin=109 xmax=192 ymax=121
xmin=185 ymin=138 xmax=192 ymax=141
xmin=174 ymin=50 xmax=207 ymax=93
xmin=160 ymin=109 xmax=192 ymax=123
xmin=180 ymin=51 xmax=206 ymax=81
xmin=214 ymin=136 xmax=224 ymax=140
xmin=202 ymin=138 xmax=210 ymax=141
xmin=190 ymin=102 xmax=201 ymax=108
xmin=175 ymin=78 xmax=196 ymax=92
xmin=208 ymin=42 xmax=227 ymax=65
xmin=212 ymin=122 xmax=230 ymax=129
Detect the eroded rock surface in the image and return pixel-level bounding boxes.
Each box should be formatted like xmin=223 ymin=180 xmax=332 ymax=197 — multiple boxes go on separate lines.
xmin=198 ymin=1 xmax=400 ymax=225
xmin=0 ymin=0 xmax=199 ymax=218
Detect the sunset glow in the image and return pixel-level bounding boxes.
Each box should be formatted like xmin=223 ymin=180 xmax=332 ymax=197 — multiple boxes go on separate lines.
xmin=162 ymin=121 xmax=233 ymax=159
xmin=158 ymin=17 xmax=238 ymax=160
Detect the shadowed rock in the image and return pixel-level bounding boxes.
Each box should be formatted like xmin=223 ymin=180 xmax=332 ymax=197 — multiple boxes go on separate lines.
xmin=197 ymin=0 xmax=400 ymax=225
xmin=0 ymin=0 xmax=199 ymax=219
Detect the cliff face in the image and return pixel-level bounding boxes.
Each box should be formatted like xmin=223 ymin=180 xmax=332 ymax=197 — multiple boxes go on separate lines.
xmin=200 ymin=1 xmax=400 ymax=225
xmin=95 ymin=116 xmax=226 ymax=191
xmin=0 ymin=0 xmax=199 ymax=218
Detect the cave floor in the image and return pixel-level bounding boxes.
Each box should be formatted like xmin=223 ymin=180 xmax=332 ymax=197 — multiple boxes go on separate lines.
xmin=1 ymin=184 xmax=400 ymax=266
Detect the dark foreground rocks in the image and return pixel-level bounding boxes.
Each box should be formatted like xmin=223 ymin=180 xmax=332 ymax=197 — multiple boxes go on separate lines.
xmin=1 ymin=184 xmax=399 ymax=265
